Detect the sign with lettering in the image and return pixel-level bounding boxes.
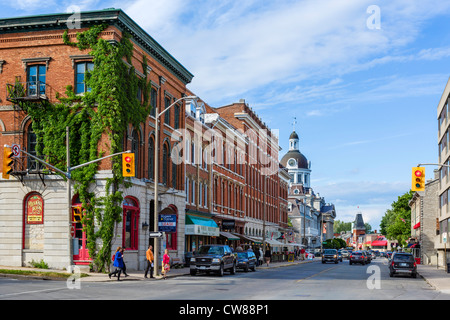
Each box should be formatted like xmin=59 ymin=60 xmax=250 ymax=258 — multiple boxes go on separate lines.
xmin=158 ymin=214 xmax=177 ymax=233
xmin=26 ymin=194 xmax=44 ymax=224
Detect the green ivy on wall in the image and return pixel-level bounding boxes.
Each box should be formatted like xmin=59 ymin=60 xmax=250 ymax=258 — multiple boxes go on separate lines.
xmin=21 ymin=25 xmax=151 ymax=272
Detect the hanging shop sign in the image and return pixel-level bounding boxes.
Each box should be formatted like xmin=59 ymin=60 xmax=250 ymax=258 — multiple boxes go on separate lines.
xmin=158 ymin=214 xmax=177 ymax=233
xmin=26 ymin=194 xmax=44 ymax=224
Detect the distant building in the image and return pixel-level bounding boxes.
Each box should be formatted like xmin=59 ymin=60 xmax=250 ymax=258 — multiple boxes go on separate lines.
xmin=281 ymin=128 xmax=336 ymax=249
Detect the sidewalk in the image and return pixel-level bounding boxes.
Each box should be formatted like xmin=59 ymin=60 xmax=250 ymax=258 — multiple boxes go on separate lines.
xmin=417 ymin=264 xmax=450 ymax=293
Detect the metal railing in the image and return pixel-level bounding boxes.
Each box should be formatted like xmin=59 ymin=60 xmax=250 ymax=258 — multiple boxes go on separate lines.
xmin=6 ymin=81 xmax=48 ymax=102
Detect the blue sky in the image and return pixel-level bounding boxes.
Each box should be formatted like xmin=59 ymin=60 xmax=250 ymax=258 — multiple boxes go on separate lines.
xmin=1 ymin=0 xmax=449 ymax=230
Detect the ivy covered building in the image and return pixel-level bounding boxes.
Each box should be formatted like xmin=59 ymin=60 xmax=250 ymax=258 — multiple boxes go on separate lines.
xmin=0 ymin=9 xmax=194 ymax=271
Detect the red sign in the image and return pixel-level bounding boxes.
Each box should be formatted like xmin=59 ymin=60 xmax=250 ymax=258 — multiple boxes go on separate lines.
xmin=26 ymin=194 xmax=44 ymax=224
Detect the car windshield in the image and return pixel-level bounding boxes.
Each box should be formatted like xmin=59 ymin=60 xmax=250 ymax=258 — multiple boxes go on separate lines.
xmin=237 ymin=253 xmax=248 ymax=259
xmin=353 ymin=252 xmax=361 ymax=256
xmin=324 ymin=249 xmax=336 ymax=254
xmin=198 ymin=246 xmax=224 ymax=255
xmin=393 ymin=254 xmax=414 ymax=262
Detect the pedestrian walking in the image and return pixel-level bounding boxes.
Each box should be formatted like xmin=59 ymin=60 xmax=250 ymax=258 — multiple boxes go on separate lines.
xmin=264 ymin=246 xmax=272 ymax=267
xmin=254 ymin=246 xmax=260 ymax=266
xmin=109 ymin=247 xmax=124 ymax=281
xmin=162 ymin=249 xmax=170 ymax=279
xmin=144 ymin=245 xmax=154 ymax=278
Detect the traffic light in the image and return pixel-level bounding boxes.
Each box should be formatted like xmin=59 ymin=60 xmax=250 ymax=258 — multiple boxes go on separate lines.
xmin=122 ymin=153 xmax=135 ymax=177
xmin=2 ymin=147 xmax=14 ymax=180
xmin=72 ymin=207 xmax=83 ymax=223
xmin=412 ymin=167 xmax=425 ymax=191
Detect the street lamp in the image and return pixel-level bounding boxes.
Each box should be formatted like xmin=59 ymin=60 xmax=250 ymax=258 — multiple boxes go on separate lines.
xmin=153 ymin=95 xmax=197 ymax=278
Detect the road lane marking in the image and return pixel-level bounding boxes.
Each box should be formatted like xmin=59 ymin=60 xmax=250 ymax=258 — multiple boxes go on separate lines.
xmin=296 ymin=266 xmax=338 ymax=283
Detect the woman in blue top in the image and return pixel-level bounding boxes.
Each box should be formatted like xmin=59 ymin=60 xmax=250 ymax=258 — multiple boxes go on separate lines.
xmin=109 ymin=247 xmax=124 ymax=281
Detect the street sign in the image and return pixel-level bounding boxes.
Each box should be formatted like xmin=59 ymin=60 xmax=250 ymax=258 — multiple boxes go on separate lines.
xmin=149 ymin=232 xmax=163 ymax=238
xmin=443 ymin=232 xmax=447 ymax=244
xmin=11 ymin=144 xmax=20 ymax=157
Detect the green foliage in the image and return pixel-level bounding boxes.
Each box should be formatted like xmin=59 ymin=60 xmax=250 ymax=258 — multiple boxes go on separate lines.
xmin=323 ymin=238 xmax=346 ymax=249
xmin=29 ymin=259 xmax=49 ymax=269
xmin=380 ymin=190 xmax=414 ymax=246
xmin=20 ymin=25 xmax=151 ymax=272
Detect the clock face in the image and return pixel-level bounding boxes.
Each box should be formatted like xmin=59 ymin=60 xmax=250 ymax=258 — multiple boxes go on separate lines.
xmin=288 ymin=159 xmax=296 ymax=167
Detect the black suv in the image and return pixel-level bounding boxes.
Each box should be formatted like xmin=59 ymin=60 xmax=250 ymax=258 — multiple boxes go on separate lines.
xmin=190 ymin=244 xmax=237 ymax=276
xmin=322 ymin=249 xmax=339 ymax=264
xmin=389 ymin=252 xmax=417 ymax=278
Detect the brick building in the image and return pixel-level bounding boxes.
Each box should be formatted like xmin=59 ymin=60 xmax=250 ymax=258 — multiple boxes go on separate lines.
xmin=0 ymin=9 xmax=193 ymax=269
xmin=0 ymin=8 xmax=292 ymax=270
xmin=212 ymin=100 xmax=288 ymax=247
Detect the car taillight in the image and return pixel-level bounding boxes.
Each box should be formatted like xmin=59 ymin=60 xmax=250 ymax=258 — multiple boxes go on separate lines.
xmin=391 ymin=261 xmax=395 ymax=266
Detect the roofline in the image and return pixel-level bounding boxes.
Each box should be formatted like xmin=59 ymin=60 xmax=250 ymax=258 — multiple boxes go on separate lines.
xmin=0 ymin=8 xmax=194 ymax=85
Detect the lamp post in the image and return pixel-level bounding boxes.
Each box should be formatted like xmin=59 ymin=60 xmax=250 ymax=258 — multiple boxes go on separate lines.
xmin=153 ymin=95 xmax=197 ymax=278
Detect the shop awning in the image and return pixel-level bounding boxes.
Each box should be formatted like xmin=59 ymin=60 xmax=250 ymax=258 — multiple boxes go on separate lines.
xmin=220 ymin=231 xmax=240 ymax=241
xmin=185 ymin=215 xmax=219 ymax=237
xmin=413 ymin=222 xmax=420 ymax=229
xmin=265 ymin=239 xmax=285 ymax=246
xmin=371 ymin=240 xmax=388 ymax=247
xmin=232 ymin=233 xmax=263 ymax=244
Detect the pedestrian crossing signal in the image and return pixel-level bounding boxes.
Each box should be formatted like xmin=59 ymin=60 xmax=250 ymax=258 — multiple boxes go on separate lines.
xmin=122 ymin=153 xmax=135 ymax=177
xmin=411 ymin=167 xmax=425 ymax=191
xmin=2 ymin=147 xmax=14 ymax=180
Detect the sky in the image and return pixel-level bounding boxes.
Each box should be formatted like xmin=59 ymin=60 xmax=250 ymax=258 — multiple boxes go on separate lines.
xmin=1 ymin=0 xmax=449 ymax=231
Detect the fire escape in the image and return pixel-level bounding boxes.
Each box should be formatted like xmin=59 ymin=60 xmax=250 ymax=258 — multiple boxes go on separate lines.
xmin=6 ymin=79 xmax=52 ymax=185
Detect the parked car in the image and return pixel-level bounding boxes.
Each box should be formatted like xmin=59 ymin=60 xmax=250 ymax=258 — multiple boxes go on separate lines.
xmin=322 ymin=249 xmax=339 ymax=264
xmin=190 ymin=244 xmax=237 ymax=276
xmin=389 ymin=252 xmax=417 ymax=278
xmin=349 ymin=251 xmax=366 ymax=265
xmin=236 ymin=251 xmax=257 ymax=272
xmin=386 ymin=251 xmax=393 ymax=259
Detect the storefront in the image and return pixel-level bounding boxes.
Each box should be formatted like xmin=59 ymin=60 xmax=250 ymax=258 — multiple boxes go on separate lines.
xmin=185 ymin=211 xmax=220 ymax=253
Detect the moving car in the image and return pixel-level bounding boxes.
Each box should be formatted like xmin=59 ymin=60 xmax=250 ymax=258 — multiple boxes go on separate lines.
xmin=236 ymin=251 xmax=257 ymax=272
xmin=190 ymin=244 xmax=237 ymax=276
xmin=349 ymin=251 xmax=366 ymax=265
xmin=322 ymin=249 xmax=339 ymax=264
xmin=389 ymin=252 xmax=417 ymax=278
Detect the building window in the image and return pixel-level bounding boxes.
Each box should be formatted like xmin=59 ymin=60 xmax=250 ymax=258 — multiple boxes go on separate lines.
xmin=174 ymin=104 xmax=180 ymax=129
xmin=164 ymin=96 xmax=171 ymax=126
xmin=148 ymin=135 xmax=154 ymax=179
xmin=150 ymin=87 xmax=157 ymax=117
xmin=75 ymin=61 xmax=94 ymax=94
xmin=131 ymin=129 xmax=140 ymax=178
xmin=27 ymin=65 xmax=46 ymax=96
xmin=123 ymin=197 xmax=139 ymax=250
xmin=27 ymin=123 xmax=42 ymax=172
xmin=162 ymin=143 xmax=169 ymax=185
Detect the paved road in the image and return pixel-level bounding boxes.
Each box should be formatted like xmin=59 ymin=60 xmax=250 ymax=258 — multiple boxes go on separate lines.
xmin=1 ymin=258 xmax=448 ymax=301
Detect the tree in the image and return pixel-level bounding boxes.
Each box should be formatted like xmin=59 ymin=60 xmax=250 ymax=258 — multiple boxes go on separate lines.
xmin=334 ymin=220 xmax=352 ymax=234
xmin=380 ymin=191 xmax=414 ymax=246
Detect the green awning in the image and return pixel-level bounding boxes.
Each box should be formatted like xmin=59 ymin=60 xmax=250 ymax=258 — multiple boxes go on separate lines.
xmin=186 ymin=215 xmax=218 ymax=228
xmin=185 ymin=214 xmax=219 ymax=237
